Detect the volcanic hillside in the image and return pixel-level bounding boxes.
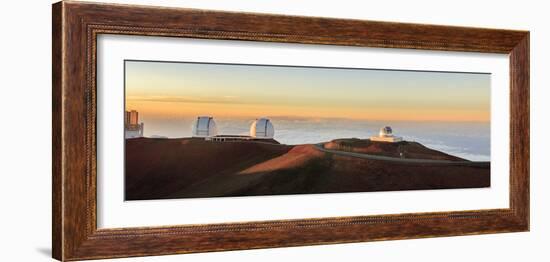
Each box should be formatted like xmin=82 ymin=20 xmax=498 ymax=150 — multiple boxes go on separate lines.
xmin=324 ymin=138 xmax=466 ymax=161
xmin=125 ymin=137 xmax=490 ymax=200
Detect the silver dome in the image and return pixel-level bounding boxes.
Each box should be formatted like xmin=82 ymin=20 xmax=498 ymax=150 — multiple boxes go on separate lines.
xmin=191 ymin=116 xmax=218 ymax=137
xmin=379 ymin=126 xmax=393 ymax=137
xmin=250 ymin=118 xmax=275 ymax=139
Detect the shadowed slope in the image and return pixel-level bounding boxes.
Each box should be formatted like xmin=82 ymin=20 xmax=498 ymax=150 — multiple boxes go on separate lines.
xmin=125 ymin=138 xmax=490 ymax=200
xmin=125 ymin=137 xmax=292 ymax=200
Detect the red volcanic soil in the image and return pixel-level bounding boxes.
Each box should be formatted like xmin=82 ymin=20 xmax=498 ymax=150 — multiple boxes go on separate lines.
xmin=125 ymin=137 xmax=292 ymax=200
xmin=125 ymin=138 xmax=490 ymax=200
xmin=239 ymin=145 xmax=324 ymax=175
xmin=324 ymin=138 xmax=465 ymax=161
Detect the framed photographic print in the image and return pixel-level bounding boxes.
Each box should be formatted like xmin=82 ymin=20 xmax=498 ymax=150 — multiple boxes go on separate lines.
xmin=52 ymin=1 xmax=529 ymax=261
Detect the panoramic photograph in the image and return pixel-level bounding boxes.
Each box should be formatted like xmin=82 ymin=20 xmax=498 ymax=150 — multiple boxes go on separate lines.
xmin=124 ymin=60 xmax=491 ymax=201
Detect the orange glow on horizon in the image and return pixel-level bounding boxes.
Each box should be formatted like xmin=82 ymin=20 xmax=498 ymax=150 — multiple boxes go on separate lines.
xmin=126 ymin=99 xmax=490 ymax=122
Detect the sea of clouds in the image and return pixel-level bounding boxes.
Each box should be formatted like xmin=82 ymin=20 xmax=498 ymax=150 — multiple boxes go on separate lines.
xmin=141 ymin=116 xmax=490 ymax=161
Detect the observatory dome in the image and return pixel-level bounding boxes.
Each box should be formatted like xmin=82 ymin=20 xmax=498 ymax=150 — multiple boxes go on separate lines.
xmin=249 ymin=118 xmax=275 ymax=139
xmin=191 ymin=116 xmax=218 ymax=137
xmin=379 ymin=126 xmax=393 ymax=137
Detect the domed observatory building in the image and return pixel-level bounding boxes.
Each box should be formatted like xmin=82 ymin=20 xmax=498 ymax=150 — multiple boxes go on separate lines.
xmin=249 ymin=118 xmax=275 ymax=139
xmin=191 ymin=116 xmax=218 ymax=138
xmin=370 ymin=126 xmax=403 ymax=143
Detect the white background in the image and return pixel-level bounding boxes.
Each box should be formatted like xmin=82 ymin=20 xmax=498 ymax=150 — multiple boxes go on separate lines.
xmin=0 ymin=0 xmax=546 ymax=261
xmin=98 ymin=35 xmax=509 ymax=228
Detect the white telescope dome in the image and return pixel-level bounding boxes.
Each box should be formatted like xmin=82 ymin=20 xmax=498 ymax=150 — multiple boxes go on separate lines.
xmin=379 ymin=126 xmax=393 ymax=137
xmin=249 ymin=118 xmax=275 ymax=139
xmin=191 ymin=116 xmax=218 ymax=137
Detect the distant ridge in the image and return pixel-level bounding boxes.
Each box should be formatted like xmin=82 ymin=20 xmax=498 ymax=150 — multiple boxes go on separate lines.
xmin=324 ymin=138 xmax=466 ymax=161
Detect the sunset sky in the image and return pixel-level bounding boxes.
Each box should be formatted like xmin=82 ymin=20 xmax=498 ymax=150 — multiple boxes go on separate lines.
xmin=125 ymin=60 xmax=490 ymax=122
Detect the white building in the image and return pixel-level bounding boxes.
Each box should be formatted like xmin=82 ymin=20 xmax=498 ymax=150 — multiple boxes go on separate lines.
xmin=191 ymin=116 xmax=218 ymax=138
xmin=125 ymin=127 xmax=143 ymax=138
xmin=249 ymin=118 xmax=275 ymax=139
xmin=192 ymin=116 xmax=276 ymax=141
xmin=370 ymin=126 xmax=403 ymax=143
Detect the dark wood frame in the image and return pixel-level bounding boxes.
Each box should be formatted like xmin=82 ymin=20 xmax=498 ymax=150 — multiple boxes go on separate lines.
xmin=52 ymin=1 xmax=529 ymax=261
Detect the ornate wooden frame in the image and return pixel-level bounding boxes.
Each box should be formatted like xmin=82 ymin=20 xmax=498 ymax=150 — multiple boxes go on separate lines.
xmin=52 ymin=1 xmax=530 ymax=261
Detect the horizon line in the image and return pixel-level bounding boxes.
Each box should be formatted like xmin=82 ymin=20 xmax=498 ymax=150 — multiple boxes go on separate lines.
xmin=125 ymin=112 xmax=490 ymax=123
